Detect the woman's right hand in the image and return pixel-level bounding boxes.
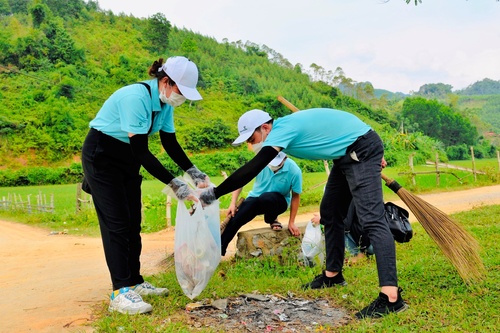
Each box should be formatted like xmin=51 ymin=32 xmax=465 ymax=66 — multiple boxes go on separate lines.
xmin=166 ymin=178 xmax=198 ymax=202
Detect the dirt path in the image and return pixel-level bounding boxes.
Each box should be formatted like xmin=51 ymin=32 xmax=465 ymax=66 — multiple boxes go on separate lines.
xmin=1 ymin=184 xmax=500 ymax=333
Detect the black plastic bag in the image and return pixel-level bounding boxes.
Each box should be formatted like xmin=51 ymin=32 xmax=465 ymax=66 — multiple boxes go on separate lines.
xmin=385 ymin=202 xmax=413 ymax=243
xmin=345 ymin=201 xmax=413 ymax=246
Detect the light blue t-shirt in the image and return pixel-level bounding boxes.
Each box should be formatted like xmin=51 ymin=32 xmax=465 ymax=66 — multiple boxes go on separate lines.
xmin=89 ymin=79 xmax=175 ymax=143
xmin=248 ymin=157 xmax=302 ymax=207
xmin=263 ymin=108 xmax=371 ymax=160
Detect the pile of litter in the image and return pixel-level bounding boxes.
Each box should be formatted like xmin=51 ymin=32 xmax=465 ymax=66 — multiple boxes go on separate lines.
xmin=184 ymin=293 xmax=349 ymax=332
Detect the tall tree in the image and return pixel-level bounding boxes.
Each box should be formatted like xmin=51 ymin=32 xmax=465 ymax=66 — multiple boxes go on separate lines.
xmin=143 ymin=13 xmax=171 ymax=54
xmin=30 ymin=3 xmax=50 ymax=28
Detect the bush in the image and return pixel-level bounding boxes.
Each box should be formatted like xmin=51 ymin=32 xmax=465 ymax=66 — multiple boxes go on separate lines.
xmin=0 ymin=163 xmax=84 ymax=186
xmin=446 ymin=144 xmax=471 ymax=160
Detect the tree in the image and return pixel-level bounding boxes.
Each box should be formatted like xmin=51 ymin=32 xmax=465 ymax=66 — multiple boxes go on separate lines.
xmin=402 ymin=97 xmax=477 ymax=146
xmin=181 ymin=37 xmax=198 ymax=55
xmin=0 ymin=0 xmax=11 ymax=15
xmin=43 ymin=20 xmax=84 ymax=65
xmin=143 ymin=13 xmax=171 ymax=54
xmin=42 ymin=0 xmax=85 ymax=19
xmin=30 ymin=3 xmax=50 ymax=28
xmin=8 ymin=0 xmax=29 ymax=14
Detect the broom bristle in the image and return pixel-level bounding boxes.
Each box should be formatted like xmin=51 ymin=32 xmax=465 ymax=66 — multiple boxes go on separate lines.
xmin=396 ymin=187 xmax=485 ymax=284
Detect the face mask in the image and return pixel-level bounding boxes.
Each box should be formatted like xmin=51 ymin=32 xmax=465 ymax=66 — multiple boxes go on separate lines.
xmin=251 ymin=142 xmax=263 ymax=154
xmin=250 ymin=128 xmax=267 ymax=154
xmin=268 ymin=164 xmax=283 ymax=172
xmin=160 ymin=89 xmax=186 ymax=107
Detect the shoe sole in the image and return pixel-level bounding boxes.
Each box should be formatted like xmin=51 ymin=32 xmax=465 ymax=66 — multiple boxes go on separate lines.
xmin=355 ymin=303 xmax=409 ymax=319
xmin=136 ymin=290 xmax=169 ymax=296
xmin=303 ymin=280 xmax=348 ymax=290
xmin=108 ymin=304 xmax=153 ymax=314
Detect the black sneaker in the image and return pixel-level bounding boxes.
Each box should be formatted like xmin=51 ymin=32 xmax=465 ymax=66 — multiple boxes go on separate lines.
xmin=355 ymin=287 xmax=409 ymax=319
xmin=302 ymin=271 xmax=347 ymax=289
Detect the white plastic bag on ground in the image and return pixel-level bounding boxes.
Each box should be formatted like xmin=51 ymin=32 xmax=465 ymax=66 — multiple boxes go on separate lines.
xmin=301 ymin=221 xmax=325 ymax=266
xmin=174 ymin=199 xmax=221 ymax=299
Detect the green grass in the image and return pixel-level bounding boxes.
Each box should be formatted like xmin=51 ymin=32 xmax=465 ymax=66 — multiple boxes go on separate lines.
xmin=89 ymin=205 xmax=500 ymax=332
xmin=0 ymin=159 xmax=498 ymax=236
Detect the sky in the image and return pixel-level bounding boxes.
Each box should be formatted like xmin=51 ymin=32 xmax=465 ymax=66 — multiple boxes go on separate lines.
xmin=96 ymin=0 xmax=500 ymax=94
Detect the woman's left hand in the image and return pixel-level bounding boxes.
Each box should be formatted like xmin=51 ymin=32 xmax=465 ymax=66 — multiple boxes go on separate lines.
xmin=186 ymin=165 xmax=211 ymax=188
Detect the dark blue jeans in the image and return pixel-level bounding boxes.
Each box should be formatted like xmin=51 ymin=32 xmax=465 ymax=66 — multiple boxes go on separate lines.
xmin=320 ymin=130 xmax=398 ymax=287
xmin=82 ymin=129 xmax=145 ymax=291
xmin=220 ymin=192 xmax=287 ymax=256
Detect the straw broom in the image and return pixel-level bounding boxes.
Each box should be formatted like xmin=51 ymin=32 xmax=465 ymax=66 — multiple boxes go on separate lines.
xmin=381 ymin=173 xmax=485 ymax=284
xmin=277 ymin=95 xmax=486 ymax=284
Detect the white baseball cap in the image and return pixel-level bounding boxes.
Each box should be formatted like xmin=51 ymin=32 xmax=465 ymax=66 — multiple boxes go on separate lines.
xmin=232 ymin=109 xmax=272 ymax=146
xmin=269 ymin=152 xmax=287 ymax=167
xmin=161 ymin=56 xmax=202 ymax=101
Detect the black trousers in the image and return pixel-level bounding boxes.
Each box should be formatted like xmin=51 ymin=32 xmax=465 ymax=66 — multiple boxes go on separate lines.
xmin=220 ymin=192 xmax=287 ymax=256
xmin=81 ymin=129 xmax=144 ymax=291
xmin=320 ymin=130 xmax=398 ymax=287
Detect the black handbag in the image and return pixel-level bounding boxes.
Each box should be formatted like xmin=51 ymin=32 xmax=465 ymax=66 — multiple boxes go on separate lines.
xmin=384 ymin=202 xmax=413 ymax=243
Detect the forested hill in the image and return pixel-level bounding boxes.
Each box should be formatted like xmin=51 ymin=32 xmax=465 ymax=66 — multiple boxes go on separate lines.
xmin=0 ymin=0 xmax=399 ymax=169
xmin=0 ymin=0 xmax=497 ymax=173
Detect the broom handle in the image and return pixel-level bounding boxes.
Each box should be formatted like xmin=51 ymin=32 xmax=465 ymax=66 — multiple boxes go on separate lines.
xmin=381 ymin=173 xmax=393 ymax=184
xmin=277 ymin=96 xmax=299 ymax=112
xmin=220 ymin=197 xmax=245 ymax=232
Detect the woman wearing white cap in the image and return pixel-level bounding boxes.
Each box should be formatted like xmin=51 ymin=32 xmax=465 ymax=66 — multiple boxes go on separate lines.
xmin=81 ymin=56 xmax=208 ymax=314
xmin=200 ymin=108 xmax=407 ymax=319
xmin=221 ymin=150 xmax=302 ymax=256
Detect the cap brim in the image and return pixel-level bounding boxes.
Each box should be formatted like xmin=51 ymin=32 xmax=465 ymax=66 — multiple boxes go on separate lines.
xmin=269 ymin=152 xmax=287 ymax=166
xmin=232 ymin=132 xmax=253 ymax=146
xmin=177 ymin=84 xmax=202 ymax=101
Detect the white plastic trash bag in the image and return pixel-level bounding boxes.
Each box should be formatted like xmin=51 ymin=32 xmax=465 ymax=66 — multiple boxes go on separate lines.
xmin=174 ymin=199 xmax=221 ymax=299
xmin=301 ymin=221 xmax=325 ymax=265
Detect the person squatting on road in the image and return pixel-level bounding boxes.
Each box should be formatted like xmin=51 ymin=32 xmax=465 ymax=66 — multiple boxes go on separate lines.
xmin=221 ymin=112 xmax=302 ymax=256
xmin=81 ymin=56 xmax=208 ymax=315
xmin=200 ymin=108 xmax=408 ymax=319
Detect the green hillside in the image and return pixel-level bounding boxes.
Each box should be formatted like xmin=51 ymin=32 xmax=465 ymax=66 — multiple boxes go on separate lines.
xmin=0 ymin=1 xmax=396 ymax=167
xmin=0 ymin=0 xmax=497 ymax=184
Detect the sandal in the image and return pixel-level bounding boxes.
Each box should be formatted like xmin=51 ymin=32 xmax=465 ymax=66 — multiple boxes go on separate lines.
xmin=270 ymin=221 xmax=283 ymax=231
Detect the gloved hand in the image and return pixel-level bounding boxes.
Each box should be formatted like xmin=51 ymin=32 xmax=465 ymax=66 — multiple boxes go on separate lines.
xmin=199 ymin=186 xmax=217 ymax=207
xmin=166 ymin=178 xmax=198 ymax=201
xmin=186 ymin=165 xmax=210 ymax=188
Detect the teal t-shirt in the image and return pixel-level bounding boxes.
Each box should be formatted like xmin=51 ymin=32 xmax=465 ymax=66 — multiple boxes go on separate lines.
xmin=89 ymin=79 xmax=175 ymax=143
xmin=248 ymin=157 xmax=302 ymax=207
xmin=263 ymin=108 xmax=371 ymax=160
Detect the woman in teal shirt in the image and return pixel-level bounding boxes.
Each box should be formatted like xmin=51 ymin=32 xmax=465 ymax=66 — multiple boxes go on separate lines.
xmin=82 ymin=56 xmax=208 ymax=315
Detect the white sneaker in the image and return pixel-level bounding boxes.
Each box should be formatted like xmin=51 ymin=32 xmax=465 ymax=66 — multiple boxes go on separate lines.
xmin=108 ymin=287 xmax=153 ymax=314
xmin=133 ymin=281 xmax=169 ymax=296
